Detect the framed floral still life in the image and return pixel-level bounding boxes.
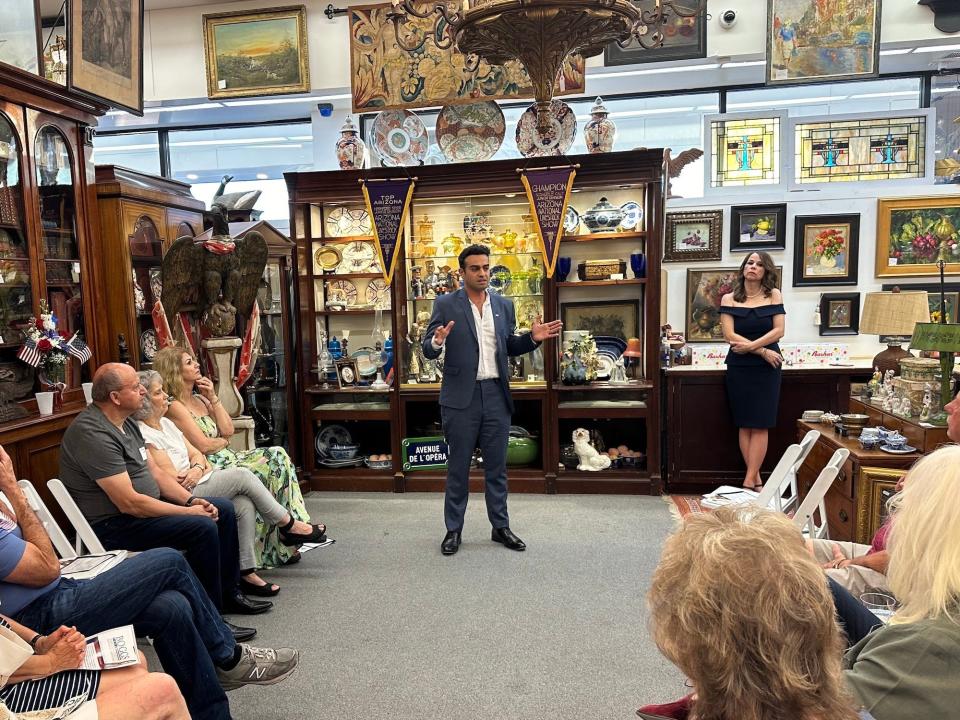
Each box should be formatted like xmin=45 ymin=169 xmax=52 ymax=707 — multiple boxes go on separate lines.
xmin=876 ymin=197 xmax=960 ymax=278
xmin=818 ymin=292 xmax=860 ymax=336
xmin=856 ymin=467 xmax=905 ymax=544
xmin=664 ymin=210 xmax=722 ymax=262
xmin=766 ymin=0 xmax=881 ymax=86
xmin=685 ymin=266 xmax=783 ymax=343
xmin=203 ymin=5 xmax=310 ymax=100
xmin=730 ymin=203 xmax=787 ymax=252
xmin=792 ymin=214 xmax=860 ymax=287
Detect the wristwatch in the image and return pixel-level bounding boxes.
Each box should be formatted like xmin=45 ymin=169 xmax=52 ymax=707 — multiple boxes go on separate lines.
xmin=185 ymin=497 xmax=196 ymax=507
xmin=190 ymin=463 xmax=204 ymax=471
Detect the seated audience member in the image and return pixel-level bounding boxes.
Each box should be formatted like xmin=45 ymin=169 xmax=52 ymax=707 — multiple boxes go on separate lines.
xmin=58 ymin=363 xmax=270 ymax=618
xmin=0 ymin=444 xmax=299 ymax=720
xmin=155 ymin=346 xmax=321 ymax=568
xmin=0 ymin=614 xmax=188 ymax=720
xmin=839 ymin=443 xmax=960 ymax=720
xmin=136 ymin=370 xmax=324 ymax=596
xmin=640 ymin=507 xmax=860 ymax=720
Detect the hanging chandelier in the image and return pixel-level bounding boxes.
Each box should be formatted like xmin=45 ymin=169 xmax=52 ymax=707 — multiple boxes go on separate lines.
xmin=387 ymin=0 xmax=706 ymax=133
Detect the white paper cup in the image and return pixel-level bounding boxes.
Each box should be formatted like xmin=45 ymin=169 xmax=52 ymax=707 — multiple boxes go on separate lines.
xmin=35 ymin=392 xmax=54 ymax=416
xmin=82 ymin=382 xmax=93 ymax=405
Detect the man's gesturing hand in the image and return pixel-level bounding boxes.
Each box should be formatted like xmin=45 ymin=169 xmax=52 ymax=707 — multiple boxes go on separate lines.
xmin=432 ymin=321 xmax=455 ymax=346
xmin=531 ymin=317 xmax=563 ymax=343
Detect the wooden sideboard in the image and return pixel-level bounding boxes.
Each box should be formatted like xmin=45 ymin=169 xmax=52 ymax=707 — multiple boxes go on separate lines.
xmin=663 ymin=366 xmax=872 ymax=493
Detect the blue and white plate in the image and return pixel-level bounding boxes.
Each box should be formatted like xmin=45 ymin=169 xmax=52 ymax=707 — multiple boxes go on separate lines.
xmin=489 ymin=265 xmax=511 ymax=294
xmin=880 ymin=444 xmax=916 ymax=454
xmin=593 ymin=335 xmax=627 ymax=356
xmin=315 ymin=424 xmax=353 ymax=459
xmin=564 ymin=206 xmax=580 ymax=234
xmin=620 ymin=201 xmax=643 ymax=230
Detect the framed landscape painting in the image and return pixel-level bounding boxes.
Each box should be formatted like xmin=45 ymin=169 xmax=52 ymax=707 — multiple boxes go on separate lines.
xmin=876 ymin=197 xmax=960 ymax=278
xmin=203 ymin=5 xmax=310 ymax=100
xmin=766 ymin=0 xmax=881 ymax=86
xmin=730 ymin=203 xmax=787 ymax=252
xmin=685 ymin=266 xmax=783 ymax=343
xmin=793 ymin=214 xmax=860 ymax=287
xmin=69 ymin=0 xmax=144 ymax=113
xmin=0 ymin=0 xmax=41 ymax=74
xmin=604 ymin=1 xmax=706 ymax=67
xmin=561 ymin=300 xmax=639 ymax=342
xmin=664 ymin=209 xmax=722 ymax=262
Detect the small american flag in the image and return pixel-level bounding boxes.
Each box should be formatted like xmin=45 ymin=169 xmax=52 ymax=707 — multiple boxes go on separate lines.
xmin=66 ymin=334 xmax=92 ymax=364
xmin=17 ymin=340 xmax=42 ymax=367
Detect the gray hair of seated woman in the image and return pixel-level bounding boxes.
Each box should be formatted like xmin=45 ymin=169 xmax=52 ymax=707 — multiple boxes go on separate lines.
xmin=133 ymin=369 xmax=163 ymax=422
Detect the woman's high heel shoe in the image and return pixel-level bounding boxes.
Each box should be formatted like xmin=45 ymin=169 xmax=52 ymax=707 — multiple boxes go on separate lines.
xmin=278 ymin=517 xmax=327 ymax=547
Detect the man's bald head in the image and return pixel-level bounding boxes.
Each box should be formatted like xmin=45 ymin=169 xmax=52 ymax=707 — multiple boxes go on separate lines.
xmin=92 ymin=362 xmax=136 ymax=403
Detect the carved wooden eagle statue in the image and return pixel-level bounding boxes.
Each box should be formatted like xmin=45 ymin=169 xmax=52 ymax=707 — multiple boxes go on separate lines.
xmin=160 ymin=204 xmax=268 ymax=337
xmin=634 ymin=146 xmax=704 ymax=198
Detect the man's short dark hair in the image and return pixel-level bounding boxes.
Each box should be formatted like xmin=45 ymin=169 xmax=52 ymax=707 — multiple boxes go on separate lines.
xmin=458 ymin=244 xmax=490 ymax=270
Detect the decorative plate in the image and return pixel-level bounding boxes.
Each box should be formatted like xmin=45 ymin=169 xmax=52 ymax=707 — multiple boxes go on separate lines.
xmin=880 ymin=444 xmax=917 ymax=454
xmin=619 ymin=201 xmax=643 ymax=230
xmin=489 ymin=265 xmax=511 ymax=295
xmin=315 ymin=244 xmax=343 ymax=272
xmin=436 ymin=101 xmax=506 ymax=163
xmin=133 ymin=274 xmax=145 ymax=314
xmin=463 ymin=211 xmax=493 ymax=243
xmin=596 ymin=354 xmax=615 ymax=379
xmin=365 ymin=278 xmax=390 ymax=309
xmin=342 ymin=240 xmax=377 ymax=273
xmin=564 ymin=206 xmax=580 ymax=234
xmin=140 ymin=329 xmax=157 ymax=361
xmin=318 ymin=457 xmax=364 ymax=468
xmin=351 ymin=348 xmax=378 ymax=377
xmin=325 ymin=207 xmax=371 ymax=238
xmin=315 ymin=424 xmax=353 ymax=458
xmin=515 ymin=100 xmax=577 ymax=157
xmin=149 ymin=267 xmax=163 ymax=303
xmin=326 ymin=279 xmax=358 ymax=306
xmin=371 ymin=109 xmax=429 ymax=166
xmin=594 ymin=335 xmax=627 ymax=356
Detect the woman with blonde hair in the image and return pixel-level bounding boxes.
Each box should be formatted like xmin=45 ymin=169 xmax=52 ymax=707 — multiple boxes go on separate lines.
xmin=153 ymin=345 xmax=323 ymax=569
xmin=642 ymin=506 xmax=859 ymax=720
xmin=841 ymin=443 xmax=960 ymax=719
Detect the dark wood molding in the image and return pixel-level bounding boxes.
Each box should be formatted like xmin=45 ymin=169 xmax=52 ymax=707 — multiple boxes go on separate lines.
xmin=0 ymin=64 xmax=107 ymax=123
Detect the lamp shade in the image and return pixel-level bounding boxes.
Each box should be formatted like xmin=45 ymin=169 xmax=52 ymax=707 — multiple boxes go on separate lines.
xmin=910 ymin=322 xmax=960 ymax=352
xmin=860 ymin=291 xmax=930 ymax=336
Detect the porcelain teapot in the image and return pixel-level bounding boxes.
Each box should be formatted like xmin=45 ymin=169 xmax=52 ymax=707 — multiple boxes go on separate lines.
xmin=581 ymin=197 xmax=623 ymax=233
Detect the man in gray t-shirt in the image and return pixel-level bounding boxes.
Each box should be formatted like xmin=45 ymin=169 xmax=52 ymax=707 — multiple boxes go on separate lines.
xmin=59 ymin=362 xmax=271 ymax=618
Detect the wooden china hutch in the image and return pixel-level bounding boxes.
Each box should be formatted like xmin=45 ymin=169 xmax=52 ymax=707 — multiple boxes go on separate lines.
xmin=0 ymin=66 xmax=111 ymax=512
xmin=286 ymin=149 xmax=666 ymax=495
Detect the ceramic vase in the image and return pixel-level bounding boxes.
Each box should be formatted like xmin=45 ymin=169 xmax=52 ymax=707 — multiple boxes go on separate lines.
xmin=583 ymin=97 xmax=616 ymax=154
xmin=819 ymin=254 xmax=837 ymax=269
xmin=335 ymin=116 xmax=367 ymax=170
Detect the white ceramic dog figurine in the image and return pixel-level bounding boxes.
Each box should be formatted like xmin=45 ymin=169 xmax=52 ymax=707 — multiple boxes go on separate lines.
xmin=572 ymin=428 xmax=611 ymax=471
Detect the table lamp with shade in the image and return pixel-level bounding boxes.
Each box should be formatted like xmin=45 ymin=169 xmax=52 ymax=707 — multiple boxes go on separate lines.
xmin=859 ymin=289 xmax=930 ymax=375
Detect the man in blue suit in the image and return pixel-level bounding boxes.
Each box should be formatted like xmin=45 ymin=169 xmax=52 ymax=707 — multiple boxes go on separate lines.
xmin=423 ymin=244 xmax=562 ymax=555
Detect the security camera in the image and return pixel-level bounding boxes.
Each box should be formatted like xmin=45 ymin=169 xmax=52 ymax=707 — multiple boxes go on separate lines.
xmin=719 ymin=9 xmax=737 ymax=28
xmin=317 ymin=103 xmax=333 ymax=117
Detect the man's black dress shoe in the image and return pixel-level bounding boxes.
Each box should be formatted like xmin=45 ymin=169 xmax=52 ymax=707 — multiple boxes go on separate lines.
xmin=223 ymin=620 xmax=257 ymax=643
xmin=491 ymin=527 xmax=526 ymax=551
xmin=224 ymin=592 xmax=273 ymax=615
xmin=441 ymin=530 xmax=461 ymax=555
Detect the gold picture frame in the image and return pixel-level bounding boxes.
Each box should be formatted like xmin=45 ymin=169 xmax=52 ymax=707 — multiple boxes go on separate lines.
xmin=856 ymin=466 xmax=906 ymax=544
xmin=877 ymin=196 xmax=960 ymax=278
xmin=202 ymin=5 xmax=310 ymax=100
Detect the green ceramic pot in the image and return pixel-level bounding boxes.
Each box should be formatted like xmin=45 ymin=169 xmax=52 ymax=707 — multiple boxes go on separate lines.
xmin=506 ymin=436 xmax=539 ymax=466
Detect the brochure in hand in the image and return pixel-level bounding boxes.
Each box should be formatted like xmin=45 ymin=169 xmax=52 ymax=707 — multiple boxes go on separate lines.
xmin=81 ymin=625 xmax=140 ymax=671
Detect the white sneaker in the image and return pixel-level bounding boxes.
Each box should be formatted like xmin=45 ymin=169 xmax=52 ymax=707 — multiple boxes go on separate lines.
xmin=216 ymin=644 xmax=300 ymax=691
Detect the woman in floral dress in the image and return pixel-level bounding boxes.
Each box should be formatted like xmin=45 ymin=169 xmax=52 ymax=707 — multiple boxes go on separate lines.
xmin=154 ymin=346 xmax=325 ymax=572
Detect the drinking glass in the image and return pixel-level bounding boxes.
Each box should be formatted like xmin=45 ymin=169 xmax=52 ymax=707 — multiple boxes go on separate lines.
xmin=860 ymin=592 xmax=896 ymax=623
xmin=630 ymin=252 xmax=646 ymax=279
xmin=557 ymin=256 xmax=572 ymax=282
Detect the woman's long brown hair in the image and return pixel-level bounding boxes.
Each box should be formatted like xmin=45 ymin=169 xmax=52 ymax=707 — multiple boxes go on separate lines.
xmin=732 ymin=251 xmax=778 ymax=303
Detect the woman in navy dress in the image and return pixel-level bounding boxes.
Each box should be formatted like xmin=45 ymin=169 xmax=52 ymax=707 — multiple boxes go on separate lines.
xmin=719 ymin=252 xmax=785 ymax=490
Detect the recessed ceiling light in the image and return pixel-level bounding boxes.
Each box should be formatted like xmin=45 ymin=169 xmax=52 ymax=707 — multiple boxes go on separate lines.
xmin=256 ymin=173 xmax=269 ymax=179
xmin=186 ymin=173 xmax=198 ymax=180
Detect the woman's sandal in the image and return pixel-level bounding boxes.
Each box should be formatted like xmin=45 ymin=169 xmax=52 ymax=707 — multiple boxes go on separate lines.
xmin=278 ymin=516 xmax=327 ymax=547
xmin=239 ymin=576 xmax=280 ymax=597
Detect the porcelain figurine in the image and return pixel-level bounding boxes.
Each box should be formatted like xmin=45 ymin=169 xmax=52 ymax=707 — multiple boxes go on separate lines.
xmin=583 ymin=97 xmax=617 ymax=154
xmin=572 ymin=428 xmax=612 ymax=471
xmin=335 ymin=115 xmax=367 ymax=170
xmin=919 ymin=383 xmax=933 ymax=422
xmin=897 ymin=395 xmax=914 ymax=418
xmin=581 ymin=197 xmax=624 ymax=233
xmin=609 ymin=356 xmax=628 ymax=384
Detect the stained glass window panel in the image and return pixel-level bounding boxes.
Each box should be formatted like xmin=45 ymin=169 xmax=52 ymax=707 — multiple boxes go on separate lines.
xmin=794 ymin=116 xmax=926 ymax=184
xmin=710 ymin=117 xmax=780 ymax=188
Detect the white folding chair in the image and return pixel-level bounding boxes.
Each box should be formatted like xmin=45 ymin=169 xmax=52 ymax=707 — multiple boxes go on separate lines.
xmin=46 ymin=478 xmax=109 ymax=555
xmin=773 ymin=429 xmax=821 ymax=514
xmin=702 ymin=443 xmax=802 ymax=510
xmin=792 ymin=447 xmax=850 ymax=540
xmin=16 ymin=480 xmax=77 ymax=559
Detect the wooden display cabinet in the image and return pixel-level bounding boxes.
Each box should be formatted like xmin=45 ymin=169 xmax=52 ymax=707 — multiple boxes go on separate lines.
xmin=93 ymin=166 xmax=204 ymax=366
xmin=286 ymin=149 xmax=665 ymax=494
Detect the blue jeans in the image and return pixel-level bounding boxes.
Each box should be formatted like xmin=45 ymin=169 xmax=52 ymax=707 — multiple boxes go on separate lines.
xmin=828 ymin=576 xmax=883 ymax=646
xmin=92 ymin=497 xmax=240 ymax=611
xmin=15 ymin=548 xmax=235 ymax=720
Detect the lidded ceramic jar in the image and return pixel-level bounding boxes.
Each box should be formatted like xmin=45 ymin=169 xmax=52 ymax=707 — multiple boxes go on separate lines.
xmin=582 ymin=197 xmax=623 ymax=233
xmin=583 ymin=97 xmax=616 ymax=154
xmin=335 ymin=115 xmax=367 ymax=170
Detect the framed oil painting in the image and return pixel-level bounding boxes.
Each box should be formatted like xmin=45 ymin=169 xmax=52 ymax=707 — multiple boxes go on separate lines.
xmin=0 ymin=0 xmax=41 ymax=74
xmin=730 ymin=203 xmax=787 ymax=252
xmin=793 ymin=214 xmax=860 ymax=287
xmin=203 ymin=5 xmax=310 ymax=100
xmin=856 ymin=467 xmax=904 ymax=543
xmin=561 ymin=300 xmax=640 ymax=342
xmin=876 ymin=197 xmax=960 ymax=278
xmin=68 ymin=0 xmax=143 ymax=113
xmin=685 ymin=266 xmax=783 ymax=343
xmin=663 ymin=210 xmax=722 ymax=262
xmin=604 ymin=1 xmax=706 ymax=67
xmin=881 ymin=281 xmax=960 ymax=324
xmin=766 ymin=0 xmax=881 ymax=86
xmin=819 ymin=292 xmax=860 ymax=336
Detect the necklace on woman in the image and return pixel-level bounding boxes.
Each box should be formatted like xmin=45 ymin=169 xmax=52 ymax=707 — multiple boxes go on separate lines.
xmin=745 ymin=288 xmax=763 ymax=299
